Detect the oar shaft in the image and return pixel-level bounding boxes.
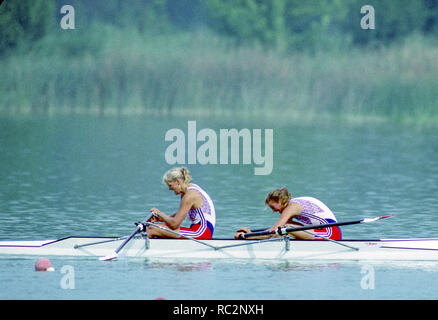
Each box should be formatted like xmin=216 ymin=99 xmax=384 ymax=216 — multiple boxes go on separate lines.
xmin=74 ymin=236 xmax=128 ymax=249
xmin=99 ymin=212 xmax=157 ymax=261
xmin=301 ymin=230 xmax=359 ymax=251
xmin=113 ymin=213 xmax=155 ymax=254
xmin=279 ymin=219 xmax=363 ymax=234
xmin=241 ymin=214 xmax=394 ymax=239
xmin=241 ymin=221 xmax=357 ymax=239
xmin=144 ymin=222 xmax=218 ymax=250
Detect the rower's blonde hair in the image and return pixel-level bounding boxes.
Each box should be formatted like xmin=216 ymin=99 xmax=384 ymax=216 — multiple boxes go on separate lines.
xmin=265 ymin=187 xmax=292 ymax=206
xmin=162 ymin=167 xmax=192 ymax=185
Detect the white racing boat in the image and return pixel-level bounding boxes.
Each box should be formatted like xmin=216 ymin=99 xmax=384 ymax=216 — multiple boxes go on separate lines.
xmin=0 ymin=236 xmax=438 ymax=261
xmin=1 ymin=215 xmax=437 ymax=261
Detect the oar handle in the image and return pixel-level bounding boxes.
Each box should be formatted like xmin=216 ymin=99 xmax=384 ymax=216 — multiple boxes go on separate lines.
xmin=240 ymin=229 xmax=275 ymax=239
xmin=143 ymin=212 xmax=156 ymax=225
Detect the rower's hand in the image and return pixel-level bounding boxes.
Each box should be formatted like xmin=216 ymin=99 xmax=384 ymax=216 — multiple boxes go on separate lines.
xmin=234 ymin=227 xmax=251 ymax=239
xmin=149 ymin=208 xmax=163 ymax=222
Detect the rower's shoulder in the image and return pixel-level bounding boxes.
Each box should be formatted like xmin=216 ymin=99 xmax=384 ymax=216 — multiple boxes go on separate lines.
xmin=291 ymin=196 xmax=322 ymax=205
xmin=186 ymin=183 xmax=200 ymax=190
xmin=184 ymin=186 xmax=202 ymax=199
xmin=292 ymin=196 xmax=315 ymax=201
xmin=284 ymin=201 xmax=303 ymax=213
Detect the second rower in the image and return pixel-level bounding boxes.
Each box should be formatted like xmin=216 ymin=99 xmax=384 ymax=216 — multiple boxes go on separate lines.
xmin=235 ymin=187 xmax=342 ymax=240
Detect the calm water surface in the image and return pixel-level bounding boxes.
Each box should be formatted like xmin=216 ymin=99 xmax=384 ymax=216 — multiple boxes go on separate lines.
xmin=1 ymin=115 xmax=438 ymax=299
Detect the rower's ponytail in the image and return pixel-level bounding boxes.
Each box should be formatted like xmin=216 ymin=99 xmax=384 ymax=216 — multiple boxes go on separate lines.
xmin=180 ymin=167 xmax=191 ymax=184
xmin=162 ymin=167 xmax=192 ymax=185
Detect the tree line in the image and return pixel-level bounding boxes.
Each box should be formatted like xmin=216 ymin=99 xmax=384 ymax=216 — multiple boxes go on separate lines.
xmin=1 ymin=0 xmax=437 ymax=55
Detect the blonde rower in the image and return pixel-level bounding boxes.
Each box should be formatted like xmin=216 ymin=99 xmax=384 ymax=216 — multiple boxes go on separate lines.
xmin=147 ymin=167 xmax=216 ymax=239
xmin=235 ymin=187 xmax=342 ymax=240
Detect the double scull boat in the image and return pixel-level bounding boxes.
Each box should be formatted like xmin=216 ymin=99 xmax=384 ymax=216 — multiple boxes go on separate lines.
xmin=1 ymin=215 xmax=437 ymax=261
xmin=1 ymin=236 xmax=438 ymax=261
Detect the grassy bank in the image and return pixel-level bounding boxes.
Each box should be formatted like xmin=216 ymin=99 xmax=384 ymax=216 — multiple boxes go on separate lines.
xmin=1 ymin=26 xmax=437 ymax=126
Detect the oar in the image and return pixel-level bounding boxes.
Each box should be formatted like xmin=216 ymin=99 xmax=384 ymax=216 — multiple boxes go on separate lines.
xmin=144 ymin=222 xmax=218 ymax=250
xmin=99 ymin=213 xmax=154 ymax=261
xmin=74 ymin=236 xmax=129 ymax=249
xmin=240 ymin=214 xmax=395 ymax=239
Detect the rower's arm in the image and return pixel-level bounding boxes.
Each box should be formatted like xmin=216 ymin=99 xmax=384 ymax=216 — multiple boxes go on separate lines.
xmin=154 ymin=191 xmax=198 ymax=230
xmin=270 ymin=202 xmax=302 ymax=230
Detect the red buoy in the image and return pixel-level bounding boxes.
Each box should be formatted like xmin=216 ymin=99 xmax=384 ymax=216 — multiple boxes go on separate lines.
xmin=35 ymin=258 xmax=55 ymax=272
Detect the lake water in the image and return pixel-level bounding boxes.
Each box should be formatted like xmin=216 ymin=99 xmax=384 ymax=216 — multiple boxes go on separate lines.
xmin=1 ymin=115 xmax=438 ymax=300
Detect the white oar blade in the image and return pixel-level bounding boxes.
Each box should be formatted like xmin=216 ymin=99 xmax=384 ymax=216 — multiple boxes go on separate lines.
xmin=99 ymin=252 xmax=118 ymax=261
xmin=363 ymin=214 xmax=395 ymax=223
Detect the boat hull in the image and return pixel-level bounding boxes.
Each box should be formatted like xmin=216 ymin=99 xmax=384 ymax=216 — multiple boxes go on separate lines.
xmin=1 ymin=236 xmax=438 ymax=261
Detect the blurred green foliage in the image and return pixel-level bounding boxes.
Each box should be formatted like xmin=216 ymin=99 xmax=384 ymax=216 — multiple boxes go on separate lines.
xmin=1 ymin=0 xmax=437 ymax=54
xmin=203 ymin=0 xmax=438 ymax=50
xmin=0 ymin=0 xmax=54 ymax=55
xmin=1 ymin=0 xmax=437 ymax=125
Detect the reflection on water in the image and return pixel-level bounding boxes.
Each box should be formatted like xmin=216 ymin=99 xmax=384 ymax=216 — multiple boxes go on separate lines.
xmin=139 ymin=256 xmax=438 ymax=274
xmin=1 ymin=249 xmax=438 ymax=299
xmin=143 ymin=258 xmax=213 ymax=272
